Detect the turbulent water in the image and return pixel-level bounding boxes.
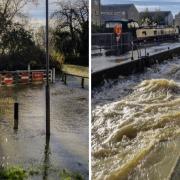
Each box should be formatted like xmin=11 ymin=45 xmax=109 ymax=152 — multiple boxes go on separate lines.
xmin=92 ymin=57 xmax=180 ymax=180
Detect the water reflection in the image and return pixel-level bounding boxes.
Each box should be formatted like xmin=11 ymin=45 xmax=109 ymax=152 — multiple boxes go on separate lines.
xmin=0 ymin=78 xmax=89 ymax=179
xmin=43 ymin=136 xmax=50 ymax=180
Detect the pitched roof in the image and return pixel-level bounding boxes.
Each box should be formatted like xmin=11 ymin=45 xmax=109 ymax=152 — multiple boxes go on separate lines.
xmin=102 ymin=4 xmax=136 ymax=12
xmin=139 ymin=11 xmax=172 ymax=18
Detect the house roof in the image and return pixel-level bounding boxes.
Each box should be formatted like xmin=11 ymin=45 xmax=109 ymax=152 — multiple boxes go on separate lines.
xmin=139 ymin=11 xmax=172 ymax=18
xmin=175 ymin=12 xmax=180 ymax=18
xmin=101 ymin=4 xmax=136 ymax=12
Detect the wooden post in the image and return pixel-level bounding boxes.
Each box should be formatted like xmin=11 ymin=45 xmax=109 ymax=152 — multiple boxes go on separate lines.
xmin=81 ymin=78 xmax=84 ymax=88
xmin=64 ymin=74 xmax=67 ymax=85
xmin=131 ymin=41 xmax=134 ymax=60
xmin=61 ymin=73 xmax=64 ymax=81
xmin=14 ymin=103 xmax=19 ymax=130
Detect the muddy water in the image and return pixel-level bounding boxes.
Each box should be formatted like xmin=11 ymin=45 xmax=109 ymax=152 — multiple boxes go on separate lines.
xmin=92 ymin=57 xmax=180 ymax=180
xmin=0 ymin=77 xmax=89 ymax=179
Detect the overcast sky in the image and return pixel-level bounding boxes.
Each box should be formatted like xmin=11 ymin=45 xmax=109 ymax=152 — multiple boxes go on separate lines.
xmin=23 ymin=0 xmax=57 ymax=28
xmin=24 ymin=0 xmax=180 ymax=28
xmin=101 ymin=0 xmax=180 ymax=16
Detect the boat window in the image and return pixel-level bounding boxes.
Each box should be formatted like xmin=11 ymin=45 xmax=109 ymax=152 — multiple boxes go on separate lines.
xmin=142 ymin=31 xmax=147 ymax=36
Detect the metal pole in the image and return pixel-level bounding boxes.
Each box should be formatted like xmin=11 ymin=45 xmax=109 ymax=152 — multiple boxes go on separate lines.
xmin=46 ymin=0 xmax=50 ymax=136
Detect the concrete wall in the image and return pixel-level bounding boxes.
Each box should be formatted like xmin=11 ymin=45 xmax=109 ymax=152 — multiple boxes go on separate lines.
xmin=175 ymin=13 xmax=180 ymax=27
xmin=92 ymin=0 xmax=101 ymax=26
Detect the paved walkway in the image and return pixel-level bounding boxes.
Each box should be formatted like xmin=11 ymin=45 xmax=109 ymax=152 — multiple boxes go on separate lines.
xmin=92 ymin=42 xmax=180 ymax=73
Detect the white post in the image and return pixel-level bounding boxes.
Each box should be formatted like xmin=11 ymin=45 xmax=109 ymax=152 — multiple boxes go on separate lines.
xmin=28 ymin=63 xmax=31 ymax=82
xmin=53 ymin=68 xmax=55 ymax=83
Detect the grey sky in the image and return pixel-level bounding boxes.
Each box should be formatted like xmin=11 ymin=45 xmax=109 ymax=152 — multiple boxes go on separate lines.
xmin=23 ymin=0 xmax=56 ymax=27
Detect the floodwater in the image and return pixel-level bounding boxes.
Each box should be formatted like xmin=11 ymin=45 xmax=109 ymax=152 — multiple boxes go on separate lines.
xmin=92 ymin=57 xmax=180 ymax=179
xmin=0 ymin=77 xmax=89 ymax=179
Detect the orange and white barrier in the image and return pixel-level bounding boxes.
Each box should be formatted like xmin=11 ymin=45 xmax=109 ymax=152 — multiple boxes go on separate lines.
xmin=20 ymin=72 xmax=29 ymax=84
xmin=3 ymin=75 xmax=14 ymax=86
xmin=0 ymin=69 xmax=55 ymax=86
xmin=32 ymin=72 xmax=44 ymax=82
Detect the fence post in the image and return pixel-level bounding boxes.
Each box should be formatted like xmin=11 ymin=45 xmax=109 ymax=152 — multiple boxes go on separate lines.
xmin=61 ymin=72 xmax=64 ymax=81
xmin=14 ymin=102 xmax=19 ymax=130
xmin=64 ymin=74 xmax=67 ymax=85
xmin=131 ymin=41 xmax=134 ymax=60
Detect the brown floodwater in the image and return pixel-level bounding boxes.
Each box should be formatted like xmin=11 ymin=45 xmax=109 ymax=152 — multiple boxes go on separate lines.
xmin=92 ymin=57 xmax=180 ymax=180
xmin=0 ymin=77 xmax=89 ymax=179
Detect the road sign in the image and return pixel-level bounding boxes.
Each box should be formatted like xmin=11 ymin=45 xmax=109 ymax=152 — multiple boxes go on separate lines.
xmin=114 ymin=24 xmax=122 ymax=37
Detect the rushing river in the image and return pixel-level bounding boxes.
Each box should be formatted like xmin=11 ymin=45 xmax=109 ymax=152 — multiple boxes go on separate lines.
xmin=0 ymin=77 xmax=89 ymax=179
xmin=92 ymin=57 xmax=180 ymax=180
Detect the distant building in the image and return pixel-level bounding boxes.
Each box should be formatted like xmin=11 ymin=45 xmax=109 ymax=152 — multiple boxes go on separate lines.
xmin=139 ymin=11 xmax=173 ymax=26
xmin=92 ymin=0 xmax=101 ymax=26
xmin=175 ymin=13 xmax=180 ymax=27
xmin=101 ymin=4 xmax=139 ymax=24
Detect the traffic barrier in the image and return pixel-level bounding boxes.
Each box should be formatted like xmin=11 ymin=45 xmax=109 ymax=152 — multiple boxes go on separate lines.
xmin=20 ymin=72 xmax=29 ymax=84
xmin=32 ymin=72 xmax=44 ymax=82
xmin=0 ymin=69 xmax=55 ymax=86
xmin=3 ymin=74 xmax=14 ymax=86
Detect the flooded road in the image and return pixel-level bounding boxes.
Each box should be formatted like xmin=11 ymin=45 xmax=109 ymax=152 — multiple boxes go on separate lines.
xmin=0 ymin=77 xmax=89 ymax=179
xmin=92 ymin=57 xmax=180 ymax=179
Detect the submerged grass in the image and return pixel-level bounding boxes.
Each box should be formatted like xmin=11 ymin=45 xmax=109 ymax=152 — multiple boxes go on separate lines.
xmin=59 ymin=169 xmax=84 ymax=180
xmin=0 ymin=166 xmax=27 ymax=180
xmin=0 ymin=166 xmax=84 ymax=180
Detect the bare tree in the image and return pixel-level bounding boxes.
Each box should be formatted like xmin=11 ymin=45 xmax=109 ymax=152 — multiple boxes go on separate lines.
xmin=0 ymin=0 xmax=39 ymax=55
xmin=0 ymin=0 xmax=38 ymax=21
xmin=52 ymin=0 xmax=88 ymax=32
xmin=52 ymin=0 xmax=88 ymax=56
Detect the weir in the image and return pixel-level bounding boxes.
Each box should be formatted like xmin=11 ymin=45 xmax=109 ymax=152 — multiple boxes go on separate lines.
xmin=92 ymin=44 xmax=180 ymax=88
xmin=170 ymin=156 xmax=180 ymax=180
xmin=92 ymin=52 xmax=180 ymax=179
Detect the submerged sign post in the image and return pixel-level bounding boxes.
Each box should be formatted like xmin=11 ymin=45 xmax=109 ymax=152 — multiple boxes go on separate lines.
xmin=46 ymin=0 xmax=50 ymax=136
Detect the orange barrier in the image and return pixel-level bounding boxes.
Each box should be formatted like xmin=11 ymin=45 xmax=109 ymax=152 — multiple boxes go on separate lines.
xmin=3 ymin=74 xmax=14 ymax=85
xmin=0 ymin=69 xmax=55 ymax=86
xmin=20 ymin=72 xmax=29 ymax=84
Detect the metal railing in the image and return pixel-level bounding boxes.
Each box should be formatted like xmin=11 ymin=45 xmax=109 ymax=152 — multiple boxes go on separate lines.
xmin=92 ymin=32 xmax=180 ymax=57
